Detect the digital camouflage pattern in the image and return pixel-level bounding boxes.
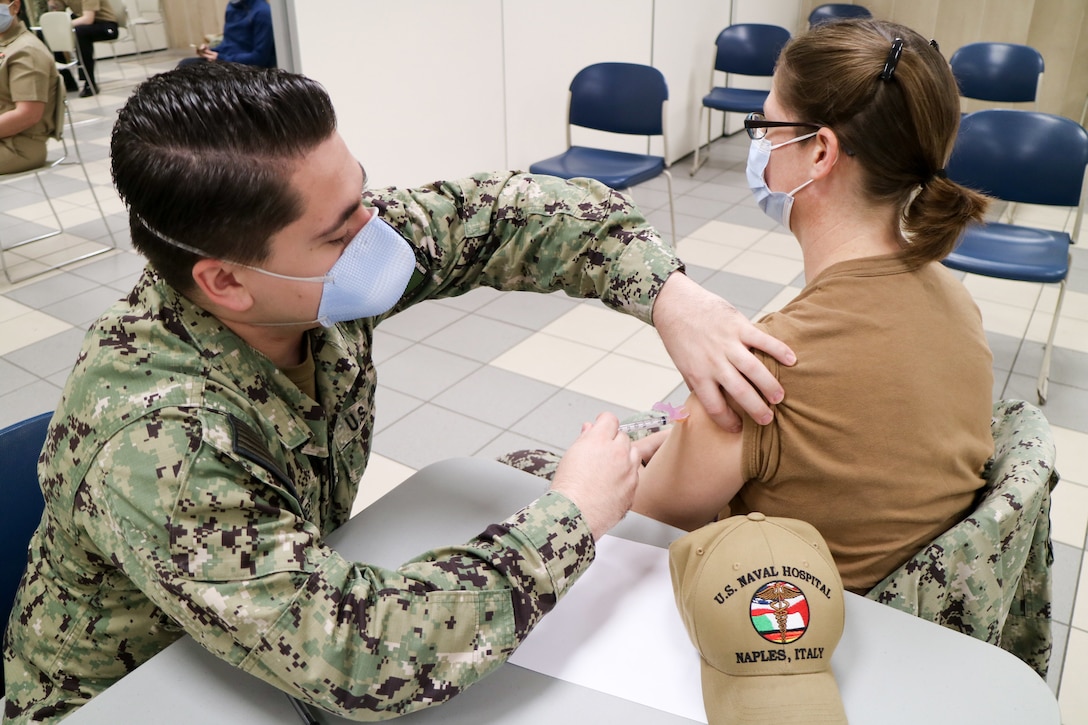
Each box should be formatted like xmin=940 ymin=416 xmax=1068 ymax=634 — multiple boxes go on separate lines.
xmin=2 ymin=172 xmax=683 ymax=722
xmin=867 ymin=399 xmax=1057 ymax=679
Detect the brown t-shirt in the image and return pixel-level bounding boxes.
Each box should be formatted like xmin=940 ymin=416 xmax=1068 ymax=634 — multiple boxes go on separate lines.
xmin=733 ymin=254 xmax=994 ymax=593
xmin=0 ymin=23 xmax=58 ymax=140
xmin=60 ymin=0 xmax=118 ymax=24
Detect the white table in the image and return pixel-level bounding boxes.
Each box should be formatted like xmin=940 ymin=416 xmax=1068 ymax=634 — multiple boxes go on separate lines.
xmin=65 ymin=458 xmax=1060 ymax=724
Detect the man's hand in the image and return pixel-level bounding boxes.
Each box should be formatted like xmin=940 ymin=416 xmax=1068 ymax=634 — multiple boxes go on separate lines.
xmin=653 ymin=272 xmax=796 ymax=432
xmin=631 ymin=428 xmax=669 ymax=465
xmin=197 ymin=45 xmax=218 ymax=62
xmin=548 ymin=413 xmax=640 ymax=541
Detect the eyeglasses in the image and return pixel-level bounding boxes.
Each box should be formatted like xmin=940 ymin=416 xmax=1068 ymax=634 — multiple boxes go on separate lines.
xmin=743 ymin=112 xmax=822 ymax=141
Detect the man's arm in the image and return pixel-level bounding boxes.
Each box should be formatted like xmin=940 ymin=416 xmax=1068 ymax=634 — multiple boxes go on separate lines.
xmin=76 ymin=409 xmax=635 ymax=718
xmin=370 ymin=171 xmax=795 ymax=431
xmin=70 ymin=8 xmax=95 ymax=26
xmin=0 ymin=100 xmax=45 ymax=138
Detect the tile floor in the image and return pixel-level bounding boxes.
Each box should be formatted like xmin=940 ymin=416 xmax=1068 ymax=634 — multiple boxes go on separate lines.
xmin=1 ymin=51 xmax=1086 ymax=723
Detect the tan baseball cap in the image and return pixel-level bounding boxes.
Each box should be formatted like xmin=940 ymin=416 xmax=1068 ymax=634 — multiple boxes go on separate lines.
xmin=669 ymin=512 xmax=847 ymax=725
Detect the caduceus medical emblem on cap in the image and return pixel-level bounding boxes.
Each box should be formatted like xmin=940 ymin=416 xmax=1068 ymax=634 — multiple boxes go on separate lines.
xmin=750 ymin=581 xmax=809 ymax=644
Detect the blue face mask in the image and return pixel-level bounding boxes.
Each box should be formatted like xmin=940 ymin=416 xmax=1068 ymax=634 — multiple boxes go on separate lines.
xmin=746 ymin=132 xmax=817 ymax=231
xmin=0 ymin=5 xmax=14 ymax=34
xmin=140 ymin=213 xmax=418 ymax=327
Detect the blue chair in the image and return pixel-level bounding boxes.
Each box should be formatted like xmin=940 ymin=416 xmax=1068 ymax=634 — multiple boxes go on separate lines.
xmin=690 ymin=24 xmax=790 ymax=175
xmin=529 ymin=62 xmax=676 ymax=245
xmin=949 ymin=42 xmax=1044 ymax=108
xmin=808 ymin=3 xmax=872 ymax=27
xmin=944 ymin=110 xmax=1088 ymax=404
xmin=0 ymin=411 xmax=51 ymax=691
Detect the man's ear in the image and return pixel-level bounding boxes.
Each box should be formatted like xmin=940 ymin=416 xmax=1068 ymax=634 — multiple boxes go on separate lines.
xmin=191 ymin=259 xmax=255 ymax=313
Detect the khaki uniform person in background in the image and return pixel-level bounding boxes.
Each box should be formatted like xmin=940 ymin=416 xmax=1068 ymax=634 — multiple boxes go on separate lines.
xmin=3 ymin=62 xmax=796 ymax=722
xmin=0 ymin=0 xmax=58 ymax=174
xmin=46 ymin=0 xmax=116 ymax=96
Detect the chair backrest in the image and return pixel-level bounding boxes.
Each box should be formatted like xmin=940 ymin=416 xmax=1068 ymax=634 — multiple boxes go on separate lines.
xmin=567 ymin=62 xmax=668 ymax=137
xmin=808 ymin=3 xmax=873 ymax=27
xmin=132 ymin=0 xmax=162 ymax=20
xmin=39 ymin=11 xmax=76 ymax=55
xmin=949 ymin=42 xmax=1044 ymax=104
xmin=866 ymin=399 xmax=1057 ymax=679
xmin=0 ymin=411 xmax=51 ymax=687
xmin=49 ymin=77 xmax=66 ymax=144
xmin=712 ymin=23 xmax=791 ymax=78
xmin=947 ymin=109 xmax=1088 ymax=207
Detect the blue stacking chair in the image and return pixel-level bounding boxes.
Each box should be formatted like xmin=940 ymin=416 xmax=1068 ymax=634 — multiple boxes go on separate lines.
xmin=949 ymin=42 xmax=1044 ymax=109
xmin=0 ymin=411 xmax=51 ymax=690
xmin=529 ymin=62 xmax=676 ymax=245
xmin=690 ymin=24 xmax=790 ymax=175
xmin=808 ymin=3 xmax=872 ymax=27
xmin=944 ymin=110 xmax=1088 ymax=404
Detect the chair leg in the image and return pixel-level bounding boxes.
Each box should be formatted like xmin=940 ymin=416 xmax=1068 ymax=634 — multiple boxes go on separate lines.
xmin=107 ymin=39 xmax=128 ymax=80
xmin=691 ymin=105 xmax=708 ymax=176
xmin=0 ymin=172 xmax=73 ymax=283
xmin=72 ymin=45 xmax=102 ymax=108
xmin=66 ymin=104 xmax=118 ymax=249
xmin=1036 ymin=276 xmax=1067 ymax=405
xmin=662 ymin=169 xmax=677 ymax=247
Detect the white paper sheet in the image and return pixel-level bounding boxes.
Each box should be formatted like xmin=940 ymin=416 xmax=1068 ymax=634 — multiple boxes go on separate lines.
xmin=508 ymin=535 xmax=708 ymax=722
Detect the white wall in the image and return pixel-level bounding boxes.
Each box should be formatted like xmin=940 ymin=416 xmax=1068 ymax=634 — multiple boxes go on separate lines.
xmin=290 ymin=0 xmax=506 ymax=189
xmin=286 ymin=0 xmax=799 ymax=189
xmin=93 ymin=4 xmax=169 ymax=59
xmin=502 ymin=0 xmax=655 ymax=170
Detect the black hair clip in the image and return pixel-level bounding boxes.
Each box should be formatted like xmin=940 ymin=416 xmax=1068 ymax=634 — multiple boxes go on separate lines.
xmin=881 ymin=37 xmax=904 ymax=81
xmin=929 ymin=38 xmax=940 ymax=52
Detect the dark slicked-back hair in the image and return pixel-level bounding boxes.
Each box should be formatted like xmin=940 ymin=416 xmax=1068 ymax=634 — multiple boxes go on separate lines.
xmin=111 ymin=62 xmax=338 ymax=293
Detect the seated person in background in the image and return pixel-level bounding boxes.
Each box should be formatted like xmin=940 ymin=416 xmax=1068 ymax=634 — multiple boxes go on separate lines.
xmin=633 ymin=19 xmax=995 ymax=595
xmin=178 ymin=0 xmax=276 ymax=69
xmin=0 ymin=0 xmax=59 ymax=174
xmin=47 ymin=0 xmax=117 ymax=97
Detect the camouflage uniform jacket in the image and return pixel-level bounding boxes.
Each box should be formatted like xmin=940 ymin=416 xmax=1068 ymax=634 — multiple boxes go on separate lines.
xmin=2 ymin=172 xmax=683 ymax=722
xmin=866 ymin=399 xmax=1057 ymax=679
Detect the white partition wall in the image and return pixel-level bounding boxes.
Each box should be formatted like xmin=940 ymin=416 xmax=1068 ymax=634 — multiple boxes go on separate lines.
xmin=502 ymin=0 xmax=655 ymax=171
xmin=285 ymin=1 xmax=801 ymax=189
xmin=290 ymin=0 xmax=507 ymax=189
xmin=651 ymin=0 xmax=736 ymax=164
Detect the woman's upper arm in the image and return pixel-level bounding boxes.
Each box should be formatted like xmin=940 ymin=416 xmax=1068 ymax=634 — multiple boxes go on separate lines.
xmin=632 ymin=394 xmax=746 ymax=531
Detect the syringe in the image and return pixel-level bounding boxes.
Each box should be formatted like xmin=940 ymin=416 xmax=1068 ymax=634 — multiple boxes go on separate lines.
xmin=618 ymin=400 xmax=690 ymax=434
xmin=618 ymin=413 xmax=670 ymax=434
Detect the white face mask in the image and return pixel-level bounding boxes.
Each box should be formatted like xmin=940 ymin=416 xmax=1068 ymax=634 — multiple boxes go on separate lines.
xmin=140 ymin=213 xmax=419 ymax=327
xmin=0 ymin=4 xmax=14 ymax=34
xmin=745 ymin=132 xmax=817 ymax=231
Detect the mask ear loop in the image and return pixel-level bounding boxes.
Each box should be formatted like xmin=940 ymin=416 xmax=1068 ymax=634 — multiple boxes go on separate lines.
xmin=135 ymin=214 xmax=329 ymax=283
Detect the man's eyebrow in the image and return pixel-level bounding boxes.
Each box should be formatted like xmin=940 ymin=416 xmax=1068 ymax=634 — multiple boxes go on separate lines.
xmin=314 ymin=163 xmax=367 ymax=239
